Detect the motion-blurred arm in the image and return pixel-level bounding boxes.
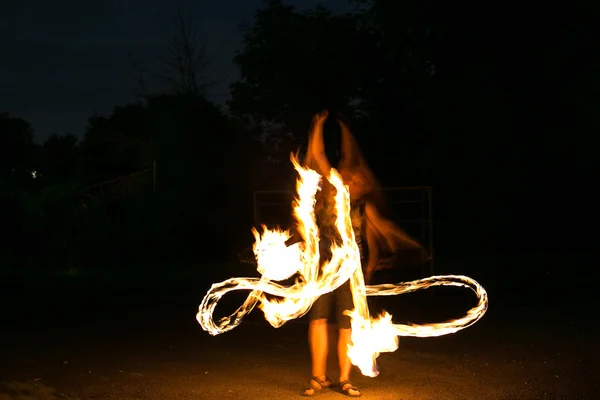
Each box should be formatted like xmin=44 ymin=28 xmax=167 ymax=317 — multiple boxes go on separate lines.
xmin=338 ymin=115 xmax=364 ymax=173
xmin=364 ymin=202 xmax=421 ymax=252
xmin=363 ymin=201 xmax=423 ymax=281
xmin=304 ymin=111 xmax=331 ymax=176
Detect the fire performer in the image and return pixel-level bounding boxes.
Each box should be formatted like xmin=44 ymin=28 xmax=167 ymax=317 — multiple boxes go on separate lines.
xmin=300 ymin=111 xmax=422 ymax=397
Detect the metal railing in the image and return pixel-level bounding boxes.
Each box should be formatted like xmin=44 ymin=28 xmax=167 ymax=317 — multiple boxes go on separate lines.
xmin=76 ymin=160 xmax=157 ymax=208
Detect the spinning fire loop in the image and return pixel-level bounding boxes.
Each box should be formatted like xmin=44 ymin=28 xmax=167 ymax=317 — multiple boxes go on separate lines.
xmin=197 ymin=154 xmax=488 ymax=377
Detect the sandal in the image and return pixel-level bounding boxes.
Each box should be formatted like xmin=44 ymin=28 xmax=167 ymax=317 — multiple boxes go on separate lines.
xmin=302 ymin=376 xmax=332 ymax=397
xmin=339 ymin=380 xmax=362 ymax=397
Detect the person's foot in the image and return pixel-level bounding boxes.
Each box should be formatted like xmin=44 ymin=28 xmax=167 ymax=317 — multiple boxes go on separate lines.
xmin=302 ymin=376 xmax=332 ymax=397
xmin=339 ymin=380 xmax=362 ymax=397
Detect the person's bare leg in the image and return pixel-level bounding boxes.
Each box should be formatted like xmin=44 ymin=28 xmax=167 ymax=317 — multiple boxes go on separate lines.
xmin=339 ymin=328 xmax=361 ymax=396
xmin=309 ymin=319 xmax=329 ymax=378
xmin=304 ymin=319 xmax=330 ymax=395
xmin=338 ymin=328 xmax=352 ymax=381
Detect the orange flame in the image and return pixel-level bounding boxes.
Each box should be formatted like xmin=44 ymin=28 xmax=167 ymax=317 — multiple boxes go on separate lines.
xmin=197 ymin=153 xmax=488 ymax=377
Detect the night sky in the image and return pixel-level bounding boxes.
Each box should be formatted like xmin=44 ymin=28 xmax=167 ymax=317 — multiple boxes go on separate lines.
xmin=1 ymin=0 xmax=352 ymax=142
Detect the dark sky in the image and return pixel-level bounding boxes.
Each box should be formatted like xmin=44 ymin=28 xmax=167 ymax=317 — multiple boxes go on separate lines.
xmin=1 ymin=0 xmax=352 ymax=142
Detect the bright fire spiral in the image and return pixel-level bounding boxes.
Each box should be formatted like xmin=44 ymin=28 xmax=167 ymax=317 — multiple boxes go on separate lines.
xmin=197 ymin=154 xmax=488 ymax=377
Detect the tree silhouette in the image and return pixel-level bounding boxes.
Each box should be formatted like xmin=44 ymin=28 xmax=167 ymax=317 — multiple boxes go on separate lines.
xmin=81 ymin=103 xmax=154 ymax=185
xmin=133 ymin=6 xmax=223 ymax=98
xmin=230 ymin=1 xmax=361 ymax=134
xmin=73 ymin=90 xmax=256 ymax=266
xmin=229 ymin=0 xmax=446 ymax=182
xmin=0 ymin=113 xmax=38 ymax=188
xmin=39 ymin=133 xmax=81 ymax=185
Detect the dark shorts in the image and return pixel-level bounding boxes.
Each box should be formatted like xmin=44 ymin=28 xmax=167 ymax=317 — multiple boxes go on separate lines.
xmin=307 ymin=233 xmax=356 ymax=329
xmin=308 ymin=280 xmax=354 ymax=329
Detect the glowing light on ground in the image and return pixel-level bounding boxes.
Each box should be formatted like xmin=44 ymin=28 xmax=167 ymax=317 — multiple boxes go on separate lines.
xmin=197 ymin=154 xmax=488 ymax=377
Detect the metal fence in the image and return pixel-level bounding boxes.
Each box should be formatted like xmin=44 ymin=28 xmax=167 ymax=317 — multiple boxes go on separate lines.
xmin=252 ymin=186 xmax=434 ymax=277
xmin=76 ymin=161 xmax=156 ymax=209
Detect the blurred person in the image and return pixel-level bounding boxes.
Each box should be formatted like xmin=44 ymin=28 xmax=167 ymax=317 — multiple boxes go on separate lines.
xmin=301 ymin=111 xmax=422 ymax=397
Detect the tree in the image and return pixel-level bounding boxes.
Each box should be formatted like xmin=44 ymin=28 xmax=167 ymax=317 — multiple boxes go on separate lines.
xmin=39 ymin=133 xmax=81 ymax=185
xmin=349 ymin=0 xmax=445 ymax=116
xmin=230 ymin=0 xmax=526 ymax=256
xmin=76 ymin=91 xmax=256 ymax=264
xmin=0 ymin=113 xmax=38 ymax=187
xmin=134 ymin=6 xmax=222 ymax=98
xmin=229 ymin=1 xmax=362 ymax=134
xmin=229 ymin=0 xmax=446 ymax=181
xmin=0 ymin=115 xmax=82 ymax=270
xmin=81 ymin=103 xmax=154 ymax=185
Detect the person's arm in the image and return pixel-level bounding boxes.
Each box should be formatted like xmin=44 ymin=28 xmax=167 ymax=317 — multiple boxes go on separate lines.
xmin=364 ymin=201 xmax=421 ymax=252
xmin=337 ymin=116 xmax=383 ymax=197
xmin=338 ymin=116 xmax=358 ymax=171
xmin=284 ymin=231 xmax=304 ymax=247
xmin=363 ymin=222 xmax=380 ymax=283
xmin=307 ymin=111 xmax=331 ymax=176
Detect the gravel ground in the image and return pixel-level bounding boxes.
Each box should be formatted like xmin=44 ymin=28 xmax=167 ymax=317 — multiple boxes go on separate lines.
xmin=1 ymin=274 xmax=598 ymax=400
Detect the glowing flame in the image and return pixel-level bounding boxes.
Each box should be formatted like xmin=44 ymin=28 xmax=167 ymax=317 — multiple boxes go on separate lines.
xmin=197 ymin=154 xmax=488 ymax=377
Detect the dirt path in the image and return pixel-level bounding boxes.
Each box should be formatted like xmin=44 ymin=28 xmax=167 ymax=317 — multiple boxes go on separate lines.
xmin=1 ymin=277 xmax=598 ymax=400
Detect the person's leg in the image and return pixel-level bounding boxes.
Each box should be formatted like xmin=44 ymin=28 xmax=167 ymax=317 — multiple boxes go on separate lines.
xmin=304 ymin=232 xmax=336 ymax=396
xmin=336 ymin=281 xmax=361 ymax=397
xmin=304 ymin=293 xmax=333 ymax=396
xmin=338 ymin=327 xmax=353 ymax=381
xmin=309 ymin=318 xmax=329 ymax=379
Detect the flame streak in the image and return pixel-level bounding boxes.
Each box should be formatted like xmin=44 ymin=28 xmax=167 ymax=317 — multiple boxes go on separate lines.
xmin=197 ymin=155 xmax=488 ymax=377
